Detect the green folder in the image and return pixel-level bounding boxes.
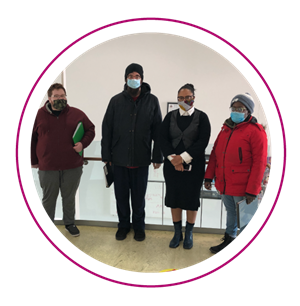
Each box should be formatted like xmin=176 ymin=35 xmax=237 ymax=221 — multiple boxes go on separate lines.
xmin=72 ymin=122 xmax=84 ymax=156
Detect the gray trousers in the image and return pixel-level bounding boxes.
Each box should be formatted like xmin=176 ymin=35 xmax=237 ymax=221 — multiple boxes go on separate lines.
xmin=38 ymin=167 xmax=83 ymax=225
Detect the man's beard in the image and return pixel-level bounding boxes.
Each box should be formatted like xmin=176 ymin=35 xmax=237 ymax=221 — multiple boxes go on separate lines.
xmin=127 ymin=86 xmax=140 ymax=97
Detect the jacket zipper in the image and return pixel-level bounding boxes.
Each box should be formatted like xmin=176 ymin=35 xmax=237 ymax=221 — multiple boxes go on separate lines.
xmin=129 ymin=99 xmax=138 ymax=166
xmin=131 ymin=100 xmax=135 ymax=167
xmin=223 ymin=128 xmax=235 ymax=194
xmin=56 ymin=118 xmax=59 ymax=150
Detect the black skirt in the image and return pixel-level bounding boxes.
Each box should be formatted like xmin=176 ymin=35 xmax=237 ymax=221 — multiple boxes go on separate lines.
xmin=159 ymin=109 xmax=211 ymax=211
xmin=163 ymin=157 xmax=205 ymax=211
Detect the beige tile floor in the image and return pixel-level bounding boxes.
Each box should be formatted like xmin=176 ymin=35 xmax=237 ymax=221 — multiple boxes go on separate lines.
xmin=57 ymin=225 xmax=223 ymax=273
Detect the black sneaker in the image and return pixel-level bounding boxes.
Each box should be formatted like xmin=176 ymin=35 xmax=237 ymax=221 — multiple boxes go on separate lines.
xmin=134 ymin=229 xmax=145 ymax=241
xmin=65 ymin=224 xmax=80 ymax=237
xmin=210 ymin=233 xmax=236 ymax=254
xmin=116 ymin=228 xmax=130 ymax=240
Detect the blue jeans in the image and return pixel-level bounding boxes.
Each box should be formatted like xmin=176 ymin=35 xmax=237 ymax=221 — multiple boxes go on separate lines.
xmin=222 ymin=194 xmax=258 ymax=238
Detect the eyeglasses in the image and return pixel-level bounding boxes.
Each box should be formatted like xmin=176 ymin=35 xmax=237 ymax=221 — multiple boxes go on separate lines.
xmin=230 ymin=106 xmax=247 ymax=113
xmin=52 ymin=94 xmax=67 ymax=99
xmin=177 ymin=95 xmax=193 ymax=102
xmin=127 ymin=75 xmax=141 ymax=80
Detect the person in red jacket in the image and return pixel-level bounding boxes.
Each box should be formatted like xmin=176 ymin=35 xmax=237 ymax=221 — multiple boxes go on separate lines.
xmin=31 ymin=83 xmax=95 ymax=237
xmin=204 ymin=93 xmax=267 ymax=253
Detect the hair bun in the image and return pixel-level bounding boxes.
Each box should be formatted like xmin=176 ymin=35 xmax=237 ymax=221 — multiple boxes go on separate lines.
xmin=185 ymin=83 xmax=195 ymax=91
xmin=178 ymin=83 xmax=196 ymax=95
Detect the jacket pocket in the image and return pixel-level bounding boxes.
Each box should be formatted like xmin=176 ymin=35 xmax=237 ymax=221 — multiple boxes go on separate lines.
xmin=239 ymin=147 xmax=243 ymax=164
xmin=112 ymin=136 xmax=120 ymax=149
xmin=231 ymin=165 xmax=251 ymax=186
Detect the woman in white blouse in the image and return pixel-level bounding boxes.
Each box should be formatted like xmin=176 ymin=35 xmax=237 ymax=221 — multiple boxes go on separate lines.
xmin=159 ymin=84 xmax=211 ymax=249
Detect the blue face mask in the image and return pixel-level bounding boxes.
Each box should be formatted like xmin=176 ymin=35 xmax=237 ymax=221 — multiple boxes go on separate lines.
xmin=230 ymin=112 xmax=245 ymax=123
xmin=127 ymin=78 xmax=141 ymax=89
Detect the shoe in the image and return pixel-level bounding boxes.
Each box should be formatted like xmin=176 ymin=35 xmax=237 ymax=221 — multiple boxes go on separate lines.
xmin=134 ymin=229 xmax=145 ymax=241
xmin=65 ymin=224 xmax=80 ymax=237
xmin=183 ymin=222 xmax=194 ymax=249
xmin=169 ymin=221 xmax=183 ymax=248
xmin=116 ymin=228 xmax=130 ymax=240
xmin=210 ymin=233 xmax=235 ymax=254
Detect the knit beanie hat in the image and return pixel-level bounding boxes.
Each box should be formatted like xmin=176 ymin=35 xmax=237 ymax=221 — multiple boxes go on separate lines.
xmin=125 ymin=63 xmax=144 ymax=81
xmin=230 ymin=93 xmax=255 ymax=114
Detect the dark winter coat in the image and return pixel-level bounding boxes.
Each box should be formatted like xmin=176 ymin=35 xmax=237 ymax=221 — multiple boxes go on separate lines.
xmin=101 ymin=82 xmax=163 ymax=167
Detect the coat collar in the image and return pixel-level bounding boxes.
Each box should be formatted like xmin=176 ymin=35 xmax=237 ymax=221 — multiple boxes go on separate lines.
xmin=123 ymin=82 xmax=151 ymax=100
xmin=179 ymin=106 xmax=195 ymax=116
xmin=44 ymin=101 xmax=69 ymax=115
xmin=224 ymin=114 xmax=253 ymax=128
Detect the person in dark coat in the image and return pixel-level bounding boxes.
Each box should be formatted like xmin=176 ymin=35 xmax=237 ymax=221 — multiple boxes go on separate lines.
xmin=159 ymin=84 xmax=211 ymax=249
xmin=101 ymin=63 xmax=163 ymax=242
xmin=204 ymin=93 xmax=268 ymax=254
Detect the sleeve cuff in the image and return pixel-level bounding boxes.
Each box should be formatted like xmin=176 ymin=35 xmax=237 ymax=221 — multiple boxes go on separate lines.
xmin=181 ymin=151 xmax=193 ymax=164
xmin=205 ymin=178 xmax=212 ymax=183
xmin=245 ymin=192 xmax=257 ymax=197
xmin=167 ymin=154 xmax=176 ymax=161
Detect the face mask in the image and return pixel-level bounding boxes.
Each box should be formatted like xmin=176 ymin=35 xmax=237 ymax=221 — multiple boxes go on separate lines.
xmin=178 ymin=99 xmax=194 ymax=111
xmin=230 ymin=112 xmax=245 ymax=123
xmin=52 ymin=99 xmax=67 ymax=111
xmin=127 ymin=78 xmax=141 ymax=89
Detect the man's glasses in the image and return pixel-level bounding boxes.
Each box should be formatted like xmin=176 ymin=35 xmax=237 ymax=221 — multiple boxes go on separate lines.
xmin=52 ymin=94 xmax=67 ymax=99
xmin=127 ymin=75 xmax=141 ymax=80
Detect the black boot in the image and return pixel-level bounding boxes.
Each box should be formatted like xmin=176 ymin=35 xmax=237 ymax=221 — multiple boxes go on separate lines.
xmin=183 ymin=221 xmax=194 ymax=249
xmin=169 ymin=221 xmax=183 ymax=248
xmin=210 ymin=233 xmax=235 ymax=254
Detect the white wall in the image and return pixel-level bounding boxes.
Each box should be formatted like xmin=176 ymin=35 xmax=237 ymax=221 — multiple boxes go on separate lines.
xmin=48 ymin=33 xmax=270 ymax=152
xmin=40 ymin=74 xmax=63 ymax=107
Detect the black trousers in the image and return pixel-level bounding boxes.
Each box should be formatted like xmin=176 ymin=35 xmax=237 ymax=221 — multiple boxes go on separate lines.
xmin=113 ymin=165 xmax=149 ymax=230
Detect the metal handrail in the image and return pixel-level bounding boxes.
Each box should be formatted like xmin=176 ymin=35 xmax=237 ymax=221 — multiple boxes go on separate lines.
xmin=83 ymin=157 xmax=209 ymax=164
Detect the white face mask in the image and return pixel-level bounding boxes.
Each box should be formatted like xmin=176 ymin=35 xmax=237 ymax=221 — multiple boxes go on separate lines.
xmin=178 ymin=99 xmax=194 ymax=111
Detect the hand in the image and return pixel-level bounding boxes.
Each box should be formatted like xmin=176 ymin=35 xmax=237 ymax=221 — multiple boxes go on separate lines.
xmin=31 ymin=164 xmax=39 ymax=169
xmin=245 ymin=194 xmax=256 ymax=204
xmin=204 ymin=181 xmax=212 ymax=190
xmin=73 ymin=142 xmax=83 ymax=153
xmin=153 ymin=163 xmax=161 ymax=169
xmin=104 ymin=161 xmax=112 ymax=166
xmin=175 ymin=164 xmax=184 ymax=172
xmin=170 ymin=155 xmax=183 ymax=167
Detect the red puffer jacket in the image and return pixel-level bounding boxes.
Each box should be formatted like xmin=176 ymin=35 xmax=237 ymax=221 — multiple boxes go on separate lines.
xmin=205 ymin=116 xmax=268 ymax=196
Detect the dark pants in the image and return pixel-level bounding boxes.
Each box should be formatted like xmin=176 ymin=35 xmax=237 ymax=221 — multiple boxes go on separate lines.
xmin=38 ymin=167 xmax=83 ymax=225
xmin=113 ymin=165 xmax=149 ymax=230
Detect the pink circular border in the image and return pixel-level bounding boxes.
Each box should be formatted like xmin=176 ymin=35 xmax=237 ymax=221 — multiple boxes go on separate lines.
xmin=16 ymin=18 xmax=286 ymax=288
